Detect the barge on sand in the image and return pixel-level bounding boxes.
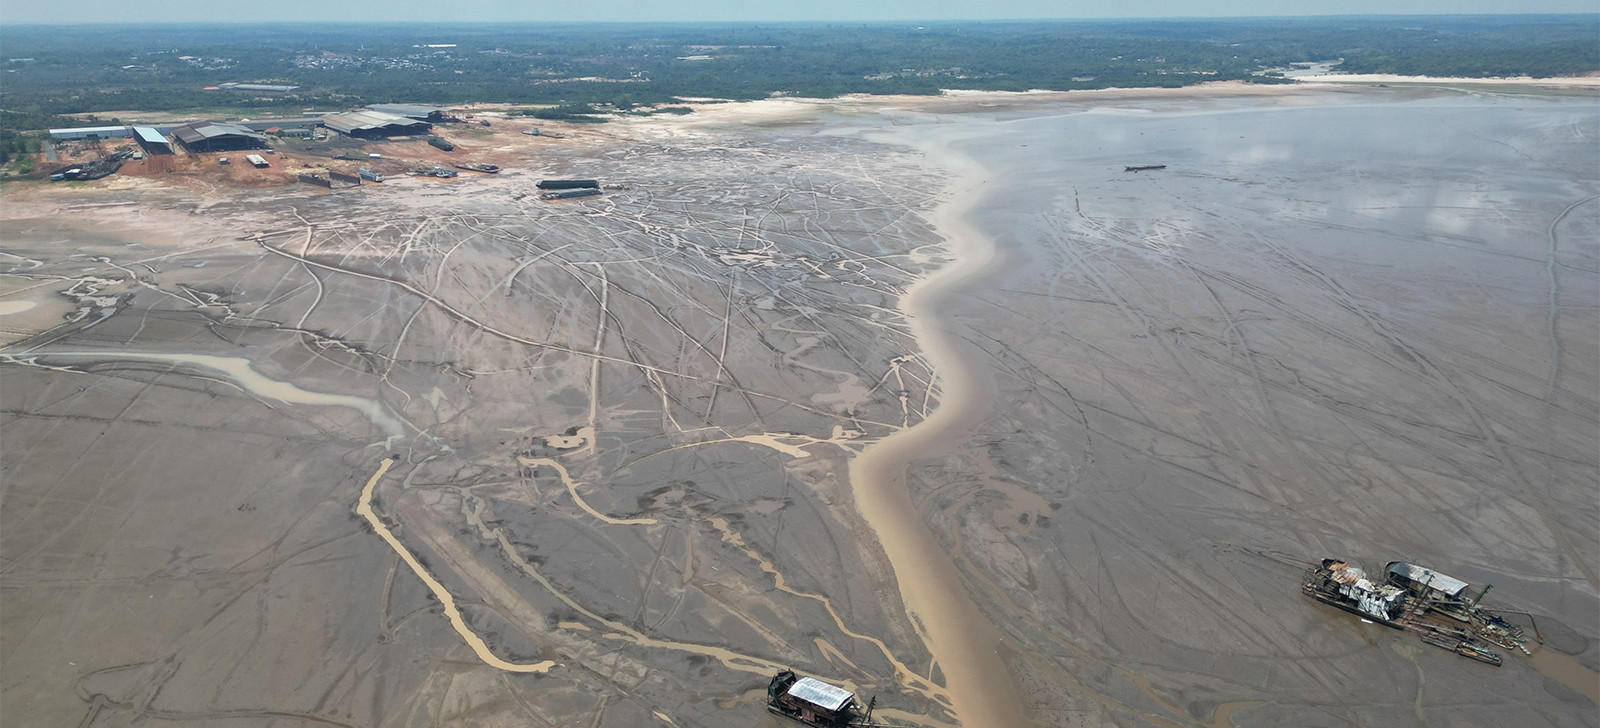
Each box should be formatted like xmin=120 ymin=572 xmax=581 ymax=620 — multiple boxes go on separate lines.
xmin=767 ymin=670 xmax=879 ymax=727
xmin=1302 ymin=558 xmax=1533 ymax=667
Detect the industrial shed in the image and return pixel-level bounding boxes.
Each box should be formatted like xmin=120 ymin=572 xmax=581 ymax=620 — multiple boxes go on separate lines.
xmin=218 ymin=82 xmax=300 ymax=92
xmin=235 ymin=117 xmax=322 ymax=133
xmin=48 ymin=126 xmax=132 ymax=140
xmin=365 ymin=104 xmax=454 ymax=122
xmin=131 ymin=126 xmax=172 ymax=154
xmin=322 ymin=110 xmax=431 ymax=138
xmin=170 ymin=121 xmax=269 ymax=152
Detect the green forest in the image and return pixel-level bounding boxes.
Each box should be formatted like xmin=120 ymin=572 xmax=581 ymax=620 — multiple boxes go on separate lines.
xmin=1 ymin=15 xmax=1595 ymax=137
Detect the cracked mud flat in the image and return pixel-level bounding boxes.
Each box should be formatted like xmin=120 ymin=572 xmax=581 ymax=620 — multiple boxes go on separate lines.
xmin=3 ymin=85 xmax=1597 ymax=728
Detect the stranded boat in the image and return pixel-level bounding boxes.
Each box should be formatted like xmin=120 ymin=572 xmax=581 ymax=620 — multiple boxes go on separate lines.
xmin=1302 ymin=558 xmax=1529 ymax=666
xmin=454 ymin=162 xmax=501 ymax=174
xmin=767 ymin=670 xmax=877 ymax=727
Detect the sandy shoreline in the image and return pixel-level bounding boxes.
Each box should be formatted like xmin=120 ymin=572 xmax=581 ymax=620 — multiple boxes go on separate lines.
xmin=625 ymin=74 xmax=1599 ymax=130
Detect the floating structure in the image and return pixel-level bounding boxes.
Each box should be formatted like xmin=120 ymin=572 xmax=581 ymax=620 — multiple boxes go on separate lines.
xmin=1125 ymin=164 xmax=1167 ymax=172
xmin=47 ymin=147 xmax=134 ymax=181
xmin=536 ymin=178 xmax=599 ymax=190
xmin=1302 ymin=558 xmax=1530 ymax=667
xmin=540 ymin=188 xmax=600 ymax=200
xmin=454 ymin=162 xmax=499 ymax=173
xmin=328 ymin=170 xmax=362 ymax=188
xmin=766 ymin=671 xmax=875 ymax=727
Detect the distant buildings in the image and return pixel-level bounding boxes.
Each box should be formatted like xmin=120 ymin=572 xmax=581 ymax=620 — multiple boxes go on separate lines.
xmin=216 ymin=82 xmax=301 ymax=92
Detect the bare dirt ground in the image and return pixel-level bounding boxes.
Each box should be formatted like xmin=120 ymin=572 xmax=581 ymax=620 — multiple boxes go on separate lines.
xmin=2 ymin=84 xmax=1596 ymax=728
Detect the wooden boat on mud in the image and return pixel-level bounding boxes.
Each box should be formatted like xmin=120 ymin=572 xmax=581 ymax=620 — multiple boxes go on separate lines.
xmin=767 ymin=670 xmax=877 ymax=727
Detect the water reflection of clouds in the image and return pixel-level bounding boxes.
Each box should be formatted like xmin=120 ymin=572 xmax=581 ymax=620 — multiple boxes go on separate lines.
xmin=978 ymin=94 xmax=1589 ymax=256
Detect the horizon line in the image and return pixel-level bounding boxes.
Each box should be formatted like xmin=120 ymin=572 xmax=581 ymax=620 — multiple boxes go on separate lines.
xmin=4 ymin=12 xmax=1596 ymax=28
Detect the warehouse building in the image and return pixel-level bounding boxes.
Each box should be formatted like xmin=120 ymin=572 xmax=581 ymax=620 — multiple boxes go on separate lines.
xmin=131 ymin=126 xmax=172 ymax=154
xmin=48 ymin=126 xmax=133 ymax=141
xmin=365 ymin=104 xmax=455 ymax=122
xmin=218 ymin=82 xmax=301 ymax=92
xmin=234 ymin=117 xmax=323 ymax=133
xmin=321 ymin=109 xmax=431 ymax=138
xmin=170 ymin=121 xmax=269 ymax=152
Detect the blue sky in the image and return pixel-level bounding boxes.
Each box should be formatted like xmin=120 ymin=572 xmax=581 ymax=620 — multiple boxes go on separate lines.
xmin=4 ymin=0 xmax=1596 ymax=24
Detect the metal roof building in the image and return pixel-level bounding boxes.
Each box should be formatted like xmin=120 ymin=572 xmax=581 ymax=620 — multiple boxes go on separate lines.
xmin=49 ymin=126 xmax=132 ymax=140
xmin=131 ymin=126 xmax=172 ymax=154
xmin=786 ymin=678 xmax=854 ymax=712
xmin=218 ymin=82 xmax=301 ymax=92
xmin=365 ymin=103 xmax=453 ymax=121
xmin=170 ymin=121 xmax=268 ymax=152
xmin=234 ymin=117 xmax=323 ymax=132
xmin=322 ymin=110 xmax=431 ymax=138
xmin=1386 ymin=562 xmax=1471 ymax=598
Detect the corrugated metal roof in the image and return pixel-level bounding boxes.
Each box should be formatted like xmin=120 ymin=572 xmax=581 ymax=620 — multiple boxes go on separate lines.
xmin=367 ymin=103 xmax=449 ymax=119
xmin=323 ymin=110 xmax=428 ymax=133
xmin=171 ymin=121 xmax=267 ymax=144
xmin=48 ymin=125 xmax=129 ymax=136
xmin=1387 ymin=562 xmax=1470 ymax=597
xmin=786 ymin=677 xmax=853 ymax=712
xmin=131 ymin=127 xmax=167 ymax=144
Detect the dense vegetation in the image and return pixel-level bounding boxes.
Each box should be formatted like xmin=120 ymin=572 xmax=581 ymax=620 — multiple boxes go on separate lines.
xmin=0 ymin=16 xmax=1594 ymax=135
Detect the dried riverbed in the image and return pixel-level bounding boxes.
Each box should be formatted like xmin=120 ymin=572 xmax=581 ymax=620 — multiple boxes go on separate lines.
xmin=2 ymin=85 xmax=1596 ymax=728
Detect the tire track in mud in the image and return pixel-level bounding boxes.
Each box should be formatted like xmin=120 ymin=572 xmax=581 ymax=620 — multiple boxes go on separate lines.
xmin=1543 ymin=194 xmax=1596 ymax=402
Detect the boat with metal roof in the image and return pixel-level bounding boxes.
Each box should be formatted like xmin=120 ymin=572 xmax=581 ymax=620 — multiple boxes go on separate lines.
xmin=766 ymin=670 xmax=876 ymax=727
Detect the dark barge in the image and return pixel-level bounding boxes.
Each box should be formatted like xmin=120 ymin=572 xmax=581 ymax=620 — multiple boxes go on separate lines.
xmin=540 ymin=188 xmax=601 ymax=200
xmin=537 ymin=178 xmax=599 ymax=190
xmin=1125 ymin=164 xmax=1167 ymax=172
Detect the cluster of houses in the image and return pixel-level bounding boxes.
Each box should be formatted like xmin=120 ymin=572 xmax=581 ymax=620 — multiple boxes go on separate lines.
xmin=47 ymin=104 xmax=456 ymax=156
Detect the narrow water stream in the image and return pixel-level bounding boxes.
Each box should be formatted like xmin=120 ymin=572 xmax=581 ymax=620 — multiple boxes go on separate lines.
xmin=4 ymin=351 xmax=409 ymax=444
xmin=847 ymin=127 xmax=1027 ymax=727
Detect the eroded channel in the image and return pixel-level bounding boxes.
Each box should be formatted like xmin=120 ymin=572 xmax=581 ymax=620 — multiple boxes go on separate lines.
xmin=845 ymin=123 xmax=1027 ymax=727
